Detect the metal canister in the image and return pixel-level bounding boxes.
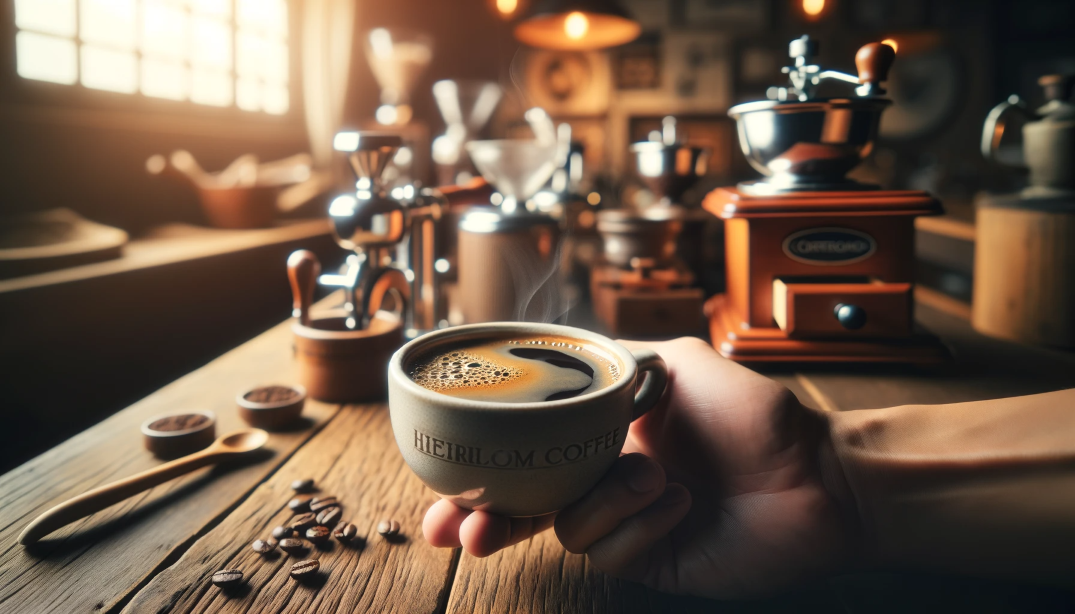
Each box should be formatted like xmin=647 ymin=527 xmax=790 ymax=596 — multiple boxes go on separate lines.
xmin=458 ymin=209 xmax=561 ymax=323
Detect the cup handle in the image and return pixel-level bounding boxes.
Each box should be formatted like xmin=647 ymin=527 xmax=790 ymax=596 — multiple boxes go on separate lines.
xmin=630 ymin=349 xmax=668 ymax=421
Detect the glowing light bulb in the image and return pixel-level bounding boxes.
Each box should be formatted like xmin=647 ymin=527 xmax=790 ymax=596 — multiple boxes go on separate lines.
xmin=803 ymin=0 xmax=825 ymax=17
xmin=881 ymin=38 xmax=898 ymax=53
xmin=496 ymin=0 xmax=517 ymax=15
xmin=564 ymin=11 xmax=589 ymax=40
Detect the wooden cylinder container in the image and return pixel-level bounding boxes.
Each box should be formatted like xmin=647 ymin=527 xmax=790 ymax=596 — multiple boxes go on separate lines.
xmin=973 ymin=194 xmax=1075 ymax=348
xmin=292 ymin=311 xmax=405 ymax=402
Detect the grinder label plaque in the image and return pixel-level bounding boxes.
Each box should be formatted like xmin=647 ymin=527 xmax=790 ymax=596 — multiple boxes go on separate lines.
xmin=782 ymin=227 xmax=876 ymax=265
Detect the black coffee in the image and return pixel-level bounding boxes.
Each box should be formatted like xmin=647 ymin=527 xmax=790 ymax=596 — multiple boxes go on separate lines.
xmin=409 ymin=336 xmax=622 ymax=403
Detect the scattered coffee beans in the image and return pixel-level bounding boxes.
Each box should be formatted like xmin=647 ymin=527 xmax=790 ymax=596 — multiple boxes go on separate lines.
xmin=291 ymin=478 xmax=315 ymax=493
xmin=309 ymin=496 xmax=338 ymax=513
xmin=272 ymin=526 xmax=294 ymax=540
xmin=377 ymin=519 xmax=400 ymax=537
xmin=290 ymin=559 xmax=319 ymax=579
xmin=316 ymin=507 xmax=341 ymax=527
xmin=333 ymin=522 xmax=357 ymax=542
xmin=289 ymin=495 xmax=313 ymax=513
xmin=279 ymin=537 xmax=305 ymax=553
xmin=289 ymin=512 xmax=317 ymax=531
xmin=211 ymin=569 xmax=243 ymax=588
xmin=251 ymin=538 xmax=276 ymax=554
xmin=306 ymin=525 xmax=330 ymax=544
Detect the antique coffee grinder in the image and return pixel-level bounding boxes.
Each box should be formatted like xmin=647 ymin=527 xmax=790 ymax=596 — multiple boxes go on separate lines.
xmin=703 ymin=36 xmax=947 ymax=363
xmin=590 ymin=207 xmax=704 ymax=337
xmin=628 ymin=117 xmax=711 ymax=284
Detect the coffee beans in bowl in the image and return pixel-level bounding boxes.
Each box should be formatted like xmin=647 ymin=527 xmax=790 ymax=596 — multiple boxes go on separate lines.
xmin=237 ymin=385 xmax=306 ymax=430
xmin=212 ymin=569 xmax=243 ymax=588
xmin=290 ymin=559 xmax=319 ymax=579
xmin=140 ymin=411 xmax=216 ymax=458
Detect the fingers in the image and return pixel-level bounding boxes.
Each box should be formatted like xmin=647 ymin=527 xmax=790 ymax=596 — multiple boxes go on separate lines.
xmin=555 ymin=453 xmax=667 ymax=554
xmin=424 ymin=498 xmax=555 ymax=557
xmin=423 ymin=498 xmax=470 ymax=548
xmin=585 ymin=484 xmax=692 ymax=577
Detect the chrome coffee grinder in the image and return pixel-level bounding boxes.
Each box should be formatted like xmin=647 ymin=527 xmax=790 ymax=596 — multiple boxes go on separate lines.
xmin=703 ymin=36 xmax=947 ymax=363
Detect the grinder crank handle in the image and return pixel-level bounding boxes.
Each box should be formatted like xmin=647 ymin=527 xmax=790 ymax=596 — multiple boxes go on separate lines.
xmin=855 ymin=42 xmax=897 ymax=96
xmin=287 ymin=250 xmax=321 ymax=326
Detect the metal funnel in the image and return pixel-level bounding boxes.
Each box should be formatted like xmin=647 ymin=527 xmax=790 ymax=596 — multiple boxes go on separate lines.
xmin=333 ymin=132 xmax=403 ymax=188
xmin=465 ymin=139 xmax=560 ymax=206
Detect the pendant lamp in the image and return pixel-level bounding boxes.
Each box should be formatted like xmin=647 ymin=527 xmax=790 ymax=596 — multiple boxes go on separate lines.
xmin=513 ymin=0 xmax=641 ymax=51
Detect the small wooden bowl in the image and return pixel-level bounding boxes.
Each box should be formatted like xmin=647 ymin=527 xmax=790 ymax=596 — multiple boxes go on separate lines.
xmin=292 ymin=311 xmax=404 ymax=402
xmin=236 ymin=384 xmax=307 ymax=430
xmin=141 ymin=411 xmax=216 ymax=458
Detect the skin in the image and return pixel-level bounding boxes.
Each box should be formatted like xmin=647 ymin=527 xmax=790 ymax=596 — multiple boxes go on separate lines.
xmin=424 ymin=337 xmax=855 ymax=598
xmin=423 ymin=337 xmax=1075 ymax=598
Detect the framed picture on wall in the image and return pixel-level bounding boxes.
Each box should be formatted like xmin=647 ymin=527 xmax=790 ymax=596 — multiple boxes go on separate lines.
xmin=521 ymin=50 xmax=611 ymax=116
xmin=613 ymin=33 xmax=662 ymax=91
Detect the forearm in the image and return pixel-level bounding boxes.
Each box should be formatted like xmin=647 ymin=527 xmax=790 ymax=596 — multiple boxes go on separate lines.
xmin=825 ymin=388 xmax=1075 ymax=586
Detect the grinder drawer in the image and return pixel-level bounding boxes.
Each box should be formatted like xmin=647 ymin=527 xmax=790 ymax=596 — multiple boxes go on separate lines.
xmin=772 ymin=277 xmax=912 ymax=338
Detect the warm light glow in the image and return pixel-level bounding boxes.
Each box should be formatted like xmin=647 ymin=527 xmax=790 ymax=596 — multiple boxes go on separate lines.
xmin=803 ymin=0 xmax=825 ymax=17
xmin=13 ymin=0 xmax=286 ymax=113
xmin=496 ymin=0 xmax=518 ymax=15
xmin=564 ymin=12 xmax=589 ymax=40
xmin=881 ymin=38 xmax=898 ymax=53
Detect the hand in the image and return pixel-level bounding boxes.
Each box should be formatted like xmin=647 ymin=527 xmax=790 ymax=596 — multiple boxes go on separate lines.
xmin=423 ymin=338 xmax=857 ymax=598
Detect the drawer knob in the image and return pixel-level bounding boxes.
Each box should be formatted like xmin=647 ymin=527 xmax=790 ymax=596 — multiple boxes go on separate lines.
xmin=834 ymin=303 xmax=867 ymax=330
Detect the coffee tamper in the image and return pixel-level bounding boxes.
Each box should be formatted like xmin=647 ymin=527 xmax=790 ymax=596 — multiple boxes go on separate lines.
xmin=323 ymin=132 xmax=411 ymax=330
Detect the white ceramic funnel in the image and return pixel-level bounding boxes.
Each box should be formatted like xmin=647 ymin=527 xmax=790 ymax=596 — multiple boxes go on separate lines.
xmin=465 ymin=139 xmax=560 ymax=208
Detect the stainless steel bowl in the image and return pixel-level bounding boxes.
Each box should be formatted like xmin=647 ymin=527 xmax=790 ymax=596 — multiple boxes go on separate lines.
xmin=728 ymin=98 xmax=891 ymax=193
xmin=596 ymin=207 xmax=684 ymax=269
xmin=628 ymin=142 xmax=710 ymax=203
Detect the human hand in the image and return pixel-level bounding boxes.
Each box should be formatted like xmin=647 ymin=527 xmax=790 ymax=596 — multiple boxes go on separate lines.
xmin=423 ymin=337 xmax=857 ymax=598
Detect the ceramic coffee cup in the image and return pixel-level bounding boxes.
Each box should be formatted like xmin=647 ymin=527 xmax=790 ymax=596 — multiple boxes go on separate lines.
xmin=388 ymin=322 xmax=668 ymax=517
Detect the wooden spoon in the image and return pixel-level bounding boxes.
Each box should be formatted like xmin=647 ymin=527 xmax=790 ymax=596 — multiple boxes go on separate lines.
xmin=18 ymin=429 xmax=269 ymax=545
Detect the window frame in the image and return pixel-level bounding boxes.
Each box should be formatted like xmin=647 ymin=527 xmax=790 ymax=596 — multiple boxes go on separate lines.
xmin=0 ymin=0 xmax=304 ymax=137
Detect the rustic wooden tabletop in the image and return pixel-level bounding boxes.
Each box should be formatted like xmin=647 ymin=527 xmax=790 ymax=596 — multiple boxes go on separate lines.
xmin=2 ymin=304 xmax=1074 ymax=613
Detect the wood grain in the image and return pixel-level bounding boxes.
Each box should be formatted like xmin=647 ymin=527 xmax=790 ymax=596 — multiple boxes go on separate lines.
xmin=0 ymin=319 xmax=337 ymax=614
xmin=123 ymin=404 xmax=457 ymax=614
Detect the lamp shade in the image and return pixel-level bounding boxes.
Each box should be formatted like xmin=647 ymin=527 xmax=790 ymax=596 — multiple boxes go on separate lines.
xmin=514 ymin=0 xmax=641 ymax=51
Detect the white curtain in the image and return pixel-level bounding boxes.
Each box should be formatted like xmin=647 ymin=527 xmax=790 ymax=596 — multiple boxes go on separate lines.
xmin=302 ymin=0 xmax=357 ymax=169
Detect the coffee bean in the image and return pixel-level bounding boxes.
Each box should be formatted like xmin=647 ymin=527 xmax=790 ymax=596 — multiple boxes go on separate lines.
xmin=279 ymin=537 xmax=305 ymax=553
xmin=333 ymin=522 xmax=358 ymax=542
xmin=305 ymin=525 xmax=330 ymax=543
xmin=251 ymin=538 xmax=276 ymax=554
xmin=377 ymin=519 xmax=400 ymax=537
xmin=289 ymin=512 xmax=316 ymax=531
xmin=309 ymin=496 xmax=338 ymax=513
xmin=290 ymin=559 xmax=319 ymax=579
xmin=291 ymin=478 xmax=315 ymax=492
xmin=272 ymin=526 xmax=295 ymax=540
xmin=211 ymin=569 xmax=243 ymax=588
xmin=288 ymin=495 xmax=312 ymax=513
xmin=315 ymin=506 xmax=341 ymax=527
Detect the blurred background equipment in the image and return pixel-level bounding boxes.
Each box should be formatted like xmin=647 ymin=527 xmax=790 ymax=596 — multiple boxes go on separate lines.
xmin=973 ymin=74 xmax=1075 ymax=348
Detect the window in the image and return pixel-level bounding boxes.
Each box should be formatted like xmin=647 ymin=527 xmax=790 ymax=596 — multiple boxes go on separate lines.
xmin=13 ymin=0 xmax=290 ymax=114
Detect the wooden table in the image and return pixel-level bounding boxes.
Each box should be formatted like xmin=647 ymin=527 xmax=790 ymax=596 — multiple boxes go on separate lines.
xmin=2 ymin=304 xmax=1074 ymax=613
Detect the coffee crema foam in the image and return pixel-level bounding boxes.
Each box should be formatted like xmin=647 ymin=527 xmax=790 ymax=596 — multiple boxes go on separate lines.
xmin=409 ymin=336 xmax=622 ymax=403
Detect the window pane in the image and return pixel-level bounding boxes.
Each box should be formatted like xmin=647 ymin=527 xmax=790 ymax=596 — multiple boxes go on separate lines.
xmin=191 ymin=68 xmax=232 ymax=106
xmin=263 ymin=83 xmax=289 ymax=115
xmin=81 ymin=45 xmax=137 ymax=92
xmin=142 ymin=1 xmax=188 ymax=60
xmin=190 ymin=17 xmax=231 ymax=69
xmin=190 ymin=0 xmax=230 ymax=18
xmin=142 ymin=58 xmax=188 ymax=100
xmin=15 ymin=0 xmax=76 ymax=37
xmin=236 ymin=77 xmax=261 ymax=111
xmin=81 ymin=0 xmax=136 ymax=49
xmin=237 ymin=0 xmax=287 ymax=37
xmin=237 ymin=32 xmax=288 ymax=83
xmin=16 ymin=32 xmax=78 ymax=84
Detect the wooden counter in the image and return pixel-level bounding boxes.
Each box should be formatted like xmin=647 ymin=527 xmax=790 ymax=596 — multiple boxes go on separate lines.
xmin=1 ymin=303 xmax=1073 ymax=613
